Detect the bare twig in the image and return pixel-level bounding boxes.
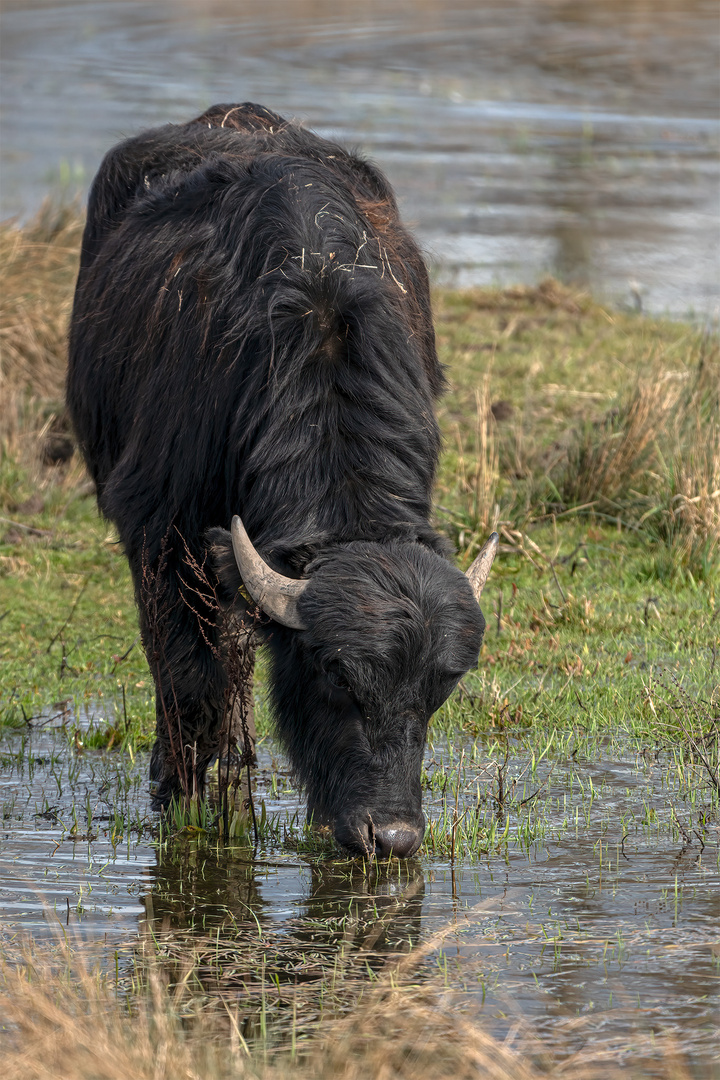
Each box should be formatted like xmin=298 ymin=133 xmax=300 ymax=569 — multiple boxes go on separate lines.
xmin=111 ymin=633 xmax=140 ymax=674
xmin=0 ymin=515 xmax=53 ymax=537
xmin=46 ymin=578 xmax=89 ymax=653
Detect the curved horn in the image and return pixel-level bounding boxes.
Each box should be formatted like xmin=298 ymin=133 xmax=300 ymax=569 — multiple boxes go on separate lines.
xmin=230 ymin=515 xmax=308 ymax=631
xmin=465 ymin=532 xmax=499 ymax=603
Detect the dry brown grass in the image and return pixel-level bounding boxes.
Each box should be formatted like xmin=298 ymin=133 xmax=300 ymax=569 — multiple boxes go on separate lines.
xmin=555 ymin=375 xmax=683 ymax=509
xmin=0 ymin=202 xmax=81 ymax=449
xmin=646 ymin=354 xmax=720 ymax=574
xmin=655 ymin=416 xmax=720 ymax=574
xmin=447 ymin=371 xmax=501 ymax=558
xmin=0 ymin=937 xmax=706 ymax=1080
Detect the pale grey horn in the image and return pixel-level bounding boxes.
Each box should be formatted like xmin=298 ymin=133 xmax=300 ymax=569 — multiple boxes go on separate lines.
xmin=230 ymin=515 xmax=308 ymax=630
xmin=465 ymin=532 xmax=499 ymax=603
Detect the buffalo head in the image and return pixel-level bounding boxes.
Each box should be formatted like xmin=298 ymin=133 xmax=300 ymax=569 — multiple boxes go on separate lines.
xmin=214 ymin=518 xmax=497 ymax=859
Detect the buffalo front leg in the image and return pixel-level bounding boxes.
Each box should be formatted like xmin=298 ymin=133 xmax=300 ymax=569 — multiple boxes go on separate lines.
xmin=135 ymin=542 xmax=228 ymax=810
xmin=213 ymin=627 xmax=257 ymax=817
xmin=130 ymin=532 xmax=257 ymax=813
xmin=145 ymin=603 xmax=228 ymax=810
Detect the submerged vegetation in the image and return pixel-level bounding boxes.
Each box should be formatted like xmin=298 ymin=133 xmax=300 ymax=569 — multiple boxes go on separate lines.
xmin=1 ymin=208 xmax=718 ymax=1077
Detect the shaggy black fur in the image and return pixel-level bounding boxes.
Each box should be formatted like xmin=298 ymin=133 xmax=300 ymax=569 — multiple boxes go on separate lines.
xmin=67 ymin=103 xmax=487 ymax=857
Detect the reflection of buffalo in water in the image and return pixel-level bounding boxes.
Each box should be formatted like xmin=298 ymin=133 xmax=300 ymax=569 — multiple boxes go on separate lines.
xmin=68 ymin=101 xmax=498 ymax=857
xmin=297 ymin=860 xmax=425 ymax=965
xmin=140 ymin=845 xmax=425 ymax=1009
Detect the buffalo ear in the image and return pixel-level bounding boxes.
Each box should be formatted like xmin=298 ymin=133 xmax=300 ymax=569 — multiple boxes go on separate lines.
xmin=207 ymin=527 xmax=243 ymax=602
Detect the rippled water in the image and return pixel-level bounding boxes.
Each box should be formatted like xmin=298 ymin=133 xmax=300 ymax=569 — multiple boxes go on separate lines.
xmin=1 ymin=718 xmax=718 ymax=1065
xmin=1 ymin=0 xmax=719 ymax=315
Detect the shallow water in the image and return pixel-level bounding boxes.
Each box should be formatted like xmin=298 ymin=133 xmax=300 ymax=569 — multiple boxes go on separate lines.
xmin=1 ymin=717 xmax=718 ymax=1066
xmin=1 ymin=0 xmax=719 ymax=316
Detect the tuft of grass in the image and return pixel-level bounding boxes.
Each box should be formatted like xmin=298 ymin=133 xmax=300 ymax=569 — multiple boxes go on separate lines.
xmin=435 ymin=284 xmax=719 ymax=580
xmin=554 ymin=375 xmax=676 ymax=508
xmin=550 ymin=345 xmax=720 ymax=580
xmin=651 ymin=360 xmax=720 ymax=579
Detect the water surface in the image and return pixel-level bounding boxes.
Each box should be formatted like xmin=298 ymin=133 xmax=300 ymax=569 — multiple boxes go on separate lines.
xmin=1 ymin=718 xmax=718 ymax=1067
xmin=1 ymin=0 xmax=718 ymax=316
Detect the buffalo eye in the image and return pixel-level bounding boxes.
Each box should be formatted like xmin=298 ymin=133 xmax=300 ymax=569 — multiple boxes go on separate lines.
xmin=321 ymin=663 xmax=363 ymax=715
xmin=325 ymin=664 xmax=350 ymax=692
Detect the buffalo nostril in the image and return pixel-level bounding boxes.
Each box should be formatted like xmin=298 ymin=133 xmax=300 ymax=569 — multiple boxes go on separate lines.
xmin=353 ymin=821 xmax=373 ymax=857
xmin=372 ymin=822 xmax=423 ymax=859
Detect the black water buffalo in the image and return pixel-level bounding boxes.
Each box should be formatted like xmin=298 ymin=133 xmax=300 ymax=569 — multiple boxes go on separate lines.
xmin=67 ymin=103 xmax=498 ymax=858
